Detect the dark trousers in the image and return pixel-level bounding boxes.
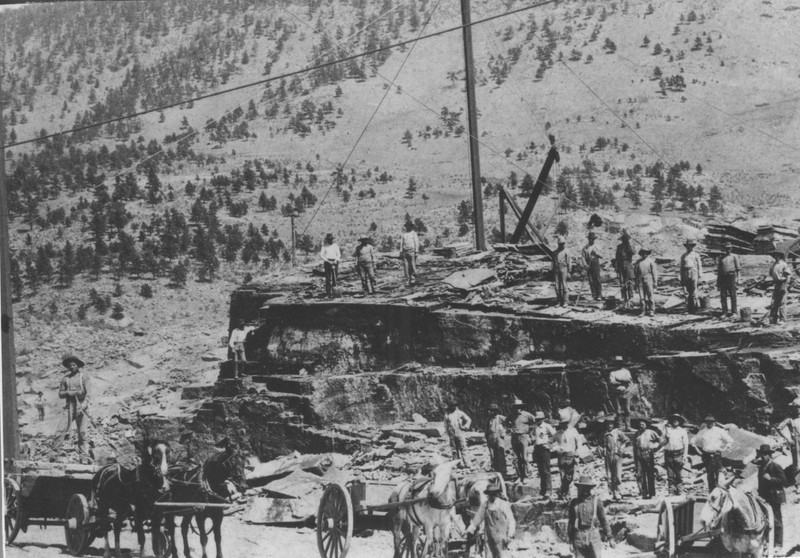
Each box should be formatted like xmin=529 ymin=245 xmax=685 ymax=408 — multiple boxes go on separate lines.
xmin=559 ymin=452 xmax=576 ymax=497
xmin=620 ymin=262 xmax=635 ymax=302
xmin=683 ymin=272 xmax=699 ymax=313
xmin=511 ymin=435 xmax=530 ymax=480
xmin=664 ymin=450 xmax=684 ymax=494
xmin=770 ymin=500 xmax=783 ymax=546
xmin=488 ymin=439 xmax=507 ymax=477
xmin=533 ymin=445 xmax=552 ymax=496
xmin=324 ymin=261 xmax=338 ymax=297
xmin=612 ymin=392 xmax=631 ymax=429
xmin=401 ymin=250 xmax=417 ymax=284
xmin=587 ymin=263 xmax=602 ymax=300
xmin=573 ymin=529 xmax=603 ymax=558
xmin=771 ymin=284 xmax=787 ymax=324
xmin=718 ymin=272 xmax=737 ymax=314
xmin=554 ymin=266 xmax=569 ymax=306
xmin=636 ymin=450 xmax=656 ymax=498
xmin=357 ymin=261 xmax=376 ymax=293
xmin=701 ymin=451 xmax=722 ymax=492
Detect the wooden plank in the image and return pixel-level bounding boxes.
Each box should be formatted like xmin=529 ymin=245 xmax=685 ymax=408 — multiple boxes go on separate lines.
xmin=678 ymin=528 xmax=722 ymax=545
xmin=155 ymin=502 xmax=232 ymax=509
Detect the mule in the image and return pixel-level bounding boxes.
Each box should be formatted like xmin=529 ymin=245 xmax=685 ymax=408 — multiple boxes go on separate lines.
xmin=163 ymin=444 xmax=246 ymax=558
xmin=91 ymin=439 xmax=170 ymax=558
xmin=390 ymin=460 xmax=460 ymax=558
xmin=699 ymin=477 xmax=771 ymax=558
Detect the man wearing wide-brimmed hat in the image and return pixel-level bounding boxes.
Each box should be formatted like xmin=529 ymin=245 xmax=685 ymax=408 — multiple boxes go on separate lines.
xmin=354 ymin=236 xmax=377 ymax=295
xmin=582 ymin=231 xmax=603 ymax=301
xmin=57 ymin=355 xmax=89 ymax=454
xmin=552 ymin=235 xmax=572 ymax=307
xmin=632 ymin=417 xmax=659 ymax=499
xmin=634 ymin=247 xmax=658 ymax=317
xmin=608 ymin=357 xmax=633 ymax=430
xmin=556 ymin=417 xmax=582 ymax=500
xmin=320 ymin=233 xmax=341 ymax=298
xmin=601 ymin=415 xmax=626 ymax=501
xmin=691 ymin=414 xmax=733 ymax=492
xmin=717 ymin=242 xmax=740 ymax=317
xmin=755 ymin=444 xmax=785 ymax=551
xmin=465 ymin=476 xmax=515 ymax=558
xmin=661 ymin=413 xmax=689 ymax=495
xmin=532 ymin=411 xmax=556 ymax=499
xmin=614 ymin=231 xmax=635 ymax=308
xmin=768 ymin=249 xmax=792 ymax=325
xmin=680 ymin=238 xmax=703 ymax=314
xmin=567 ymin=475 xmax=611 ymax=558
xmin=485 ymin=403 xmax=507 ymax=477
xmin=400 ymin=221 xmax=420 ymax=286
xmin=778 ymin=401 xmax=800 ymax=489
xmin=505 ymin=398 xmax=536 ymax=481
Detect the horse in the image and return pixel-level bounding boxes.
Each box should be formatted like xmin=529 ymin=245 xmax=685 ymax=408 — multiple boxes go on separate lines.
xmin=162 ymin=444 xmax=246 ymax=558
xmin=91 ymin=439 xmax=171 ymax=558
xmin=457 ymin=473 xmax=508 ymax=558
xmin=390 ymin=459 xmax=460 ymax=558
xmin=699 ymin=475 xmax=772 ymax=558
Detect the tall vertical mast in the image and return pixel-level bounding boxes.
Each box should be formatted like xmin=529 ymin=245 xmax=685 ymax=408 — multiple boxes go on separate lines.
xmin=460 ymin=0 xmax=485 ymax=251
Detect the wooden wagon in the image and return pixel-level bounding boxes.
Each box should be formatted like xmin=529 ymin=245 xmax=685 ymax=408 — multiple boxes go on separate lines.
xmin=316 ymin=474 xmax=504 ymax=558
xmin=653 ymin=497 xmax=774 ymax=558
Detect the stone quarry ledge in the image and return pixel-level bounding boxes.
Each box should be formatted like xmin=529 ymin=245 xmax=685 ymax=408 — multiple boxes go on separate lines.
xmin=232 ymin=295 xmax=800 ymax=375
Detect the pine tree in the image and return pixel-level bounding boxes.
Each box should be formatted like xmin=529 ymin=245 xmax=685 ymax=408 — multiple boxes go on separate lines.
xmin=58 ymin=241 xmax=76 ymax=286
xmin=258 ymin=191 xmax=269 ymax=211
xmin=146 ymin=165 xmax=162 ymax=205
xmin=708 ymin=186 xmax=723 ymax=213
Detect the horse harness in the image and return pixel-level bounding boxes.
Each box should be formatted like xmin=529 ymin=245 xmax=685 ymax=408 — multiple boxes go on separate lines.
xmin=708 ymin=490 xmax=767 ymax=535
xmin=404 ymin=477 xmax=458 ymax=529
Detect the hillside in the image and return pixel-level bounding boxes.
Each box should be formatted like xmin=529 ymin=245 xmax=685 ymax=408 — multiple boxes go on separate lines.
xmin=3 ymin=0 xmax=800 ymax=449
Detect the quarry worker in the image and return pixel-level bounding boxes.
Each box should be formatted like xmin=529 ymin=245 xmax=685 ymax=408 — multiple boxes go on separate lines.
xmin=567 ymin=476 xmax=612 ymax=558
xmin=661 ymin=413 xmax=689 ymax=495
xmin=608 ymin=359 xmax=633 ymax=430
xmin=634 ymin=248 xmax=657 ymax=317
xmin=716 ymin=242 xmax=740 ymax=318
xmin=768 ymin=250 xmax=791 ymax=325
xmin=228 ymin=318 xmax=254 ymax=376
xmin=777 ymin=401 xmax=800 ymax=488
xmin=444 ymin=402 xmax=472 ymax=468
xmin=320 ymin=232 xmax=341 ymax=298
xmin=465 ymin=476 xmax=515 ymax=558
xmin=552 ymin=235 xmax=571 ymax=307
xmin=35 ymin=391 xmax=45 ymax=421
xmin=485 ymin=403 xmax=507 ymax=477
xmin=632 ymin=417 xmax=659 ymax=499
xmin=582 ymin=232 xmax=603 ymax=301
xmin=691 ymin=414 xmax=733 ymax=492
xmin=532 ymin=411 xmax=556 ymax=499
xmin=354 ymin=236 xmax=377 ymax=295
xmin=601 ymin=416 xmax=626 ymax=501
xmin=505 ymin=399 xmax=536 ymax=481
xmin=755 ymin=444 xmax=785 ymax=551
xmin=556 ymin=419 xmax=582 ymax=499
xmin=400 ymin=221 xmax=420 ymax=286
xmin=680 ymin=238 xmax=702 ymax=314
xmin=614 ymin=232 xmax=635 ymax=309
xmin=57 ymin=355 xmax=89 ymax=454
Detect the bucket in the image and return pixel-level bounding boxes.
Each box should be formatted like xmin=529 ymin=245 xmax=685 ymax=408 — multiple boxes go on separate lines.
xmin=698 ymin=296 xmax=709 ymax=309
xmin=740 ymin=307 xmax=752 ymax=321
xmin=604 ymin=297 xmax=618 ymax=310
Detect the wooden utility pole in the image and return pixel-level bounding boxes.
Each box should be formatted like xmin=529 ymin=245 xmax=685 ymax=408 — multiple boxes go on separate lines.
xmin=460 ymin=0 xmax=486 ymax=251
xmin=1 ymin=52 xmax=21 ymax=466
xmin=287 ymin=212 xmax=298 ymax=266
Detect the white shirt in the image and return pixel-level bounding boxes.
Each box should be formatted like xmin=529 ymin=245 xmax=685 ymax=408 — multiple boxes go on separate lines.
xmin=556 ymin=426 xmax=581 ymax=454
xmin=582 ymin=243 xmax=602 ymax=265
xmin=771 ymin=260 xmax=791 ymax=282
xmin=533 ymin=422 xmax=556 ymax=446
xmin=229 ymin=326 xmax=254 ymax=347
xmin=662 ymin=426 xmax=689 ymax=453
xmin=400 ymin=231 xmax=420 ymax=252
xmin=691 ymin=425 xmax=734 ymax=454
xmin=320 ymin=243 xmax=341 ymax=263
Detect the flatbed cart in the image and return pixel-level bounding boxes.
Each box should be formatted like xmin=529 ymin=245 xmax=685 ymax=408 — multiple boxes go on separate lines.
xmin=653 ymin=497 xmax=774 ymax=558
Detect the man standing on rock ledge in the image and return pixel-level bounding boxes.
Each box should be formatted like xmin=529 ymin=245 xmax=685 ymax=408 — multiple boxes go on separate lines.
xmin=691 ymin=415 xmax=733 ymax=492
xmin=662 ymin=413 xmax=689 ymax=495
xmin=57 ymin=355 xmax=89 ymax=454
xmin=717 ymin=242 xmax=740 ymax=318
xmin=553 ymin=236 xmax=572 ymax=307
xmin=556 ymin=418 xmax=582 ymax=499
xmin=533 ymin=411 xmax=556 ymax=499
xmin=505 ymin=399 xmax=536 ymax=481
xmin=485 ymin=403 xmax=507 ymax=477
xmin=445 ymin=402 xmax=472 ymax=468
xmin=680 ymin=238 xmax=702 ymax=314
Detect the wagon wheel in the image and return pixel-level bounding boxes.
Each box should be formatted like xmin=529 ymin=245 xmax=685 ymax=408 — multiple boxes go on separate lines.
xmin=654 ymin=500 xmax=675 ymax=558
xmin=64 ymin=493 xmax=94 ymax=556
xmin=4 ymin=477 xmax=21 ymax=545
xmin=786 ymin=239 xmax=800 ymax=278
xmin=762 ymin=500 xmax=775 ymax=558
xmin=316 ymin=482 xmax=353 ymax=558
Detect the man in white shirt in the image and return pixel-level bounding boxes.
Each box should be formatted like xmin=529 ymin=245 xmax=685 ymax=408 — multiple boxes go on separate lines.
xmin=320 ymin=232 xmax=341 ymax=298
xmin=582 ymin=232 xmax=602 ymax=301
xmin=532 ymin=412 xmax=556 ymax=499
xmin=633 ymin=417 xmax=660 ymax=499
xmin=228 ymin=318 xmax=255 ymax=376
xmin=769 ymin=250 xmax=792 ymax=325
xmin=552 ymin=236 xmax=571 ymax=307
xmin=400 ymin=222 xmax=420 ymax=286
xmin=555 ymin=419 xmax=581 ymax=499
xmin=662 ymin=414 xmax=689 ymax=495
xmin=445 ymin=402 xmax=472 ymax=468
xmin=691 ymin=414 xmax=733 ymax=492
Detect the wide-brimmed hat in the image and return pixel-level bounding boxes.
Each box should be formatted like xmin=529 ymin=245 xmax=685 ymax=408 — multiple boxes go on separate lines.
xmin=614 ymin=355 xmax=624 ymax=362
xmin=512 ymin=398 xmax=523 ymax=407
xmin=684 ymin=239 xmax=697 ymax=246
xmin=488 ymin=403 xmax=500 ymax=412
xmin=484 ymin=476 xmax=503 ymax=494
xmin=668 ymin=413 xmax=686 ymax=425
xmin=703 ymin=415 xmax=716 ymax=423
xmin=639 ymin=248 xmax=651 ymax=256
xmin=533 ymin=411 xmax=546 ymax=420
xmin=358 ymin=236 xmax=371 ymax=243
xmin=587 ymin=232 xmax=597 ymax=240
xmin=756 ymin=444 xmax=773 ymax=455
xmin=62 ymin=355 xmax=85 ymax=369
xmin=630 ymin=416 xmax=651 ymax=429
xmin=325 ymin=233 xmax=335 ymax=241
xmin=575 ymin=475 xmax=596 ymax=488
